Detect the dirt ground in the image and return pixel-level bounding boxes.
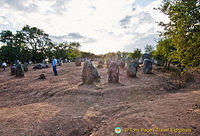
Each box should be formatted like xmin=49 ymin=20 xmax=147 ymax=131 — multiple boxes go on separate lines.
xmin=0 ymin=62 xmax=199 ymax=136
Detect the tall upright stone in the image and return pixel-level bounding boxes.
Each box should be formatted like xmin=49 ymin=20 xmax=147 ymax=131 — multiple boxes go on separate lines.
xmin=75 ymin=57 xmax=81 ymax=66
xmin=11 ymin=64 xmax=17 ymax=75
xmin=23 ymin=62 xmax=29 ymax=72
xmin=16 ymin=63 xmax=24 ymax=77
xmin=82 ymin=60 xmax=100 ymax=84
xmin=143 ymin=59 xmax=152 ymax=74
xmin=142 ymin=53 xmax=150 ymax=60
xmin=108 ymin=61 xmax=119 ymax=83
xmin=118 ymin=60 xmax=125 ymax=69
xmin=125 ymin=57 xmax=132 ymax=65
xmin=97 ymin=58 xmax=105 ymax=68
xmin=126 ymin=61 xmax=138 ymax=77
xmin=106 ymin=59 xmax=110 ymax=68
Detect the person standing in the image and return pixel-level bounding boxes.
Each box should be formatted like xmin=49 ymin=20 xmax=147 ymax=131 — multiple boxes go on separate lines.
xmin=52 ymin=56 xmax=58 ymax=76
xmin=2 ymin=62 xmax=7 ymax=71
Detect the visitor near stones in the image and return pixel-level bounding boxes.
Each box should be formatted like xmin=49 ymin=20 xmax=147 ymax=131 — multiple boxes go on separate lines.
xmin=2 ymin=62 xmax=6 ymax=71
xmin=52 ymin=56 xmax=58 ymax=76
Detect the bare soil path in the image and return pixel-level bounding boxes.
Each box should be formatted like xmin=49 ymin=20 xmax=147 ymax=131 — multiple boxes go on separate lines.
xmin=0 ymin=62 xmax=199 ymax=136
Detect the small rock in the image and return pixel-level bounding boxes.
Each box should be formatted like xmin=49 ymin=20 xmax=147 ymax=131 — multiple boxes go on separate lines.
xmin=38 ymin=74 xmax=46 ymax=79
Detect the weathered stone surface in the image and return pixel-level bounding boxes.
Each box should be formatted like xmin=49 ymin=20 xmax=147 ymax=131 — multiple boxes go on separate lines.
xmin=143 ymin=59 xmax=152 ymax=74
xmin=139 ymin=57 xmax=143 ymax=64
xmin=58 ymin=60 xmax=62 ymax=66
xmin=38 ymin=74 xmax=46 ymax=79
xmin=97 ymin=58 xmax=105 ymax=68
xmin=23 ymin=62 xmax=29 ymax=72
xmin=106 ymin=59 xmax=111 ymax=68
xmin=75 ymin=57 xmax=81 ymax=66
xmin=33 ymin=63 xmax=49 ymax=69
xmin=11 ymin=64 xmax=17 ymax=75
xmin=132 ymin=60 xmax=139 ymax=70
xmin=142 ymin=53 xmax=150 ymax=60
xmin=16 ymin=63 xmax=24 ymax=78
xmin=108 ymin=62 xmax=119 ymax=83
xmin=126 ymin=61 xmax=138 ymax=77
xmin=117 ymin=60 xmax=125 ymax=69
xmin=82 ymin=60 xmax=100 ymax=84
xmin=125 ymin=57 xmax=132 ymax=65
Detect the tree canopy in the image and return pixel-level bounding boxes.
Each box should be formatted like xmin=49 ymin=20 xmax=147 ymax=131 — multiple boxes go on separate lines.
xmin=0 ymin=25 xmax=84 ymax=64
xmin=154 ymin=0 xmax=200 ymax=72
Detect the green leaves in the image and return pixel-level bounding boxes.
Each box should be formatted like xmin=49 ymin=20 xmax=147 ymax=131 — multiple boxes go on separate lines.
xmin=130 ymin=48 xmax=142 ymax=60
xmin=156 ymin=0 xmax=200 ymax=72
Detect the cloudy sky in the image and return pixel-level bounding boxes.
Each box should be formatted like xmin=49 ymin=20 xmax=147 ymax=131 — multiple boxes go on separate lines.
xmin=0 ymin=0 xmax=168 ymax=54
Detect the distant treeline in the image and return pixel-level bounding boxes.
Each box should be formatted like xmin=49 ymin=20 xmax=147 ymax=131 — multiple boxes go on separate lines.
xmin=0 ymin=0 xmax=199 ymax=74
xmin=0 ymin=25 xmax=97 ymax=64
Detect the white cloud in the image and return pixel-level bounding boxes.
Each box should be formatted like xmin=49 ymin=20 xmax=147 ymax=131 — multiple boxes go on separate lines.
xmin=0 ymin=0 xmax=168 ymax=54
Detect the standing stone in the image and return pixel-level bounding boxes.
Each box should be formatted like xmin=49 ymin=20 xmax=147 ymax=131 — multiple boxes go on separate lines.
xmin=139 ymin=57 xmax=143 ymax=64
xmin=125 ymin=57 xmax=132 ymax=65
xmin=82 ymin=60 xmax=100 ymax=84
xmin=132 ymin=60 xmax=139 ymax=71
xmin=16 ymin=63 xmax=24 ymax=77
xmin=23 ymin=62 xmax=29 ymax=72
xmin=108 ymin=62 xmax=119 ymax=83
xmin=75 ymin=57 xmax=81 ymax=66
xmin=126 ymin=61 xmax=138 ymax=77
xmin=97 ymin=58 xmax=105 ymax=68
xmin=33 ymin=63 xmax=49 ymax=69
xmin=106 ymin=59 xmax=110 ymax=68
xmin=58 ymin=59 xmax=63 ymax=66
xmin=143 ymin=59 xmax=152 ymax=74
xmin=11 ymin=64 xmax=17 ymax=75
xmin=142 ymin=53 xmax=150 ymax=60
xmin=118 ymin=60 xmax=125 ymax=69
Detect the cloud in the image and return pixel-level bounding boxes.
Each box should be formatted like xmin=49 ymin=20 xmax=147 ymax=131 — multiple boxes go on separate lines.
xmin=0 ymin=0 xmax=167 ymax=54
xmin=1 ymin=0 xmax=38 ymax=12
xmin=50 ymin=33 xmax=96 ymax=44
xmin=123 ymin=33 xmax=159 ymax=52
xmin=119 ymin=15 xmax=132 ymax=28
xmin=67 ymin=32 xmax=85 ymax=39
xmin=51 ymin=0 xmax=71 ymax=14
xmin=133 ymin=0 xmax=154 ymax=7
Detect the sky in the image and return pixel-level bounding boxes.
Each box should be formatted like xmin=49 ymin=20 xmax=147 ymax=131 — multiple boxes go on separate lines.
xmin=0 ymin=0 xmax=168 ymax=54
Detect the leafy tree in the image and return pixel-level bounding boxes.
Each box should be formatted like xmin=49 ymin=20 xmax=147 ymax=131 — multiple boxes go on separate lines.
xmin=129 ymin=48 xmax=142 ymax=60
xmin=154 ymin=38 xmax=176 ymax=68
xmin=157 ymin=0 xmax=200 ymax=71
xmin=68 ymin=42 xmax=82 ymax=59
xmin=145 ymin=44 xmax=155 ymax=58
xmin=121 ymin=52 xmax=130 ymax=59
xmin=21 ymin=25 xmax=52 ymax=62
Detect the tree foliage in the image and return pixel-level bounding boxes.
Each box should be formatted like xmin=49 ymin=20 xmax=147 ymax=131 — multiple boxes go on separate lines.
xmin=0 ymin=26 xmax=83 ymax=64
xmin=129 ymin=48 xmax=142 ymax=60
xmin=155 ymin=0 xmax=200 ymax=71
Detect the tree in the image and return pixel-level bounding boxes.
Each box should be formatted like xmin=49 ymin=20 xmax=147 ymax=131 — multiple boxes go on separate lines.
xmin=68 ymin=42 xmax=82 ymax=59
xmin=129 ymin=48 xmax=142 ymax=60
xmin=154 ymin=38 xmax=176 ymax=68
xmin=21 ymin=25 xmax=52 ymax=62
xmin=145 ymin=44 xmax=154 ymax=53
xmin=157 ymin=0 xmax=200 ymax=72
